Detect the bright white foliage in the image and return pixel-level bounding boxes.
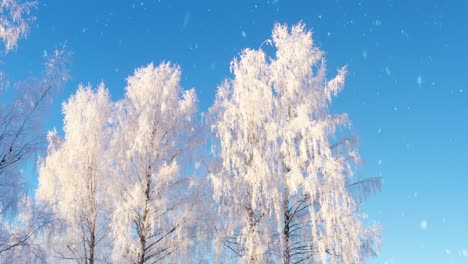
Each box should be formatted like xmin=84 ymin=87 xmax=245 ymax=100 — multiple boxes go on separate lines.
xmin=210 ymin=23 xmax=380 ymax=263
xmin=0 ymin=0 xmax=36 ymax=53
xmin=24 ymin=21 xmax=381 ymax=264
xmin=110 ymin=62 xmax=198 ymax=263
xmin=36 ymin=84 xmax=113 ymax=262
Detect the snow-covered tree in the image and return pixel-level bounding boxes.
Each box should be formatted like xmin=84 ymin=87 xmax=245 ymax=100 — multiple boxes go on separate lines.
xmin=0 ymin=2 xmax=71 ymax=260
xmin=210 ymin=42 xmax=276 ymax=263
xmin=0 ymin=45 xmax=69 ymax=218
xmin=0 ymin=0 xmax=36 ymax=53
xmin=210 ymin=23 xmax=381 ymax=263
xmin=0 ymin=44 xmax=69 ymax=259
xmin=0 ymin=0 xmax=67 ymax=222
xmin=110 ymin=62 xmax=198 ymax=263
xmin=0 ymin=4 xmax=69 ymax=260
xmin=36 ymin=84 xmax=113 ymax=263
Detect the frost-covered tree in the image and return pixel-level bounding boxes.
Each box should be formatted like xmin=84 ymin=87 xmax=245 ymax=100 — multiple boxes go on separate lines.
xmin=110 ymin=62 xmax=198 ymax=263
xmin=0 ymin=45 xmax=69 ymax=220
xmin=36 ymin=84 xmax=113 ymax=263
xmin=210 ymin=23 xmax=381 ymax=263
xmin=0 ymin=45 xmax=69 ymax=260
xmin=0 ymin=3 xmax=69 ymax=260
xmin=210 ymin=43 xmax=276 ymax=263
xmin=0 ymin=0 xmax=67 ymax=222
xmin=0 ymin=0 xmax=36 ymax=53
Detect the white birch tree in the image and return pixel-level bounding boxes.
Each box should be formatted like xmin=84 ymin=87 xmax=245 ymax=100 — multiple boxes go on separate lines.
xmin=110 ymin=62 xmax=198 ymax=263
xmin=36 ymin=84 xmax=113 ymax=263
xmin=210 ymin=45 xmax=277 ymax=263
xmin=210 ymin=23 xmax=381 ymax=264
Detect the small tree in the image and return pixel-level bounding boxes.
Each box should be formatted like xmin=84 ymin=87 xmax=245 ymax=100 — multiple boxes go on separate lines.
xmin=110 ymin=62 xmax=198 ymax=263
xmin=210 ymin=23 xmax=381 ymax=263
xmin=36 ymin=84 xmax=113 ymax=263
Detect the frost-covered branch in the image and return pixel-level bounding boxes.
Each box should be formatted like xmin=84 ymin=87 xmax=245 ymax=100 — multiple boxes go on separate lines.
xmin=0 ymin=0 xmax=37 ymax=53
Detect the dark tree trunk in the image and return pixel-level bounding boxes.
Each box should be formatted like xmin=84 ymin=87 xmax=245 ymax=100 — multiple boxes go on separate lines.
xmin=138 ymin=171 xmax=152 ymax=264
xmin=283 ymin=183 xmax=291 ymax=264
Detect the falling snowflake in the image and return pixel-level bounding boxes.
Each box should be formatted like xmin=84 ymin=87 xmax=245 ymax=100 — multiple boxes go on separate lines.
xmin=385 ymin=67 xmax=391 ymax=76
xmin=183 ymin=11 xmax=190 ymax=29
xmin=460 ymin=249 xmax=468 ymax=258
xmin=420 ymin=219 xmax=428 ymax=230
xmin=416 ymin=75 xmax=423 ymax=87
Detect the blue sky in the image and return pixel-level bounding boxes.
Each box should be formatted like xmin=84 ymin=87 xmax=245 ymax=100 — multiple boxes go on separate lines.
xmin=4 ymin=0 xmax=468 ymax=263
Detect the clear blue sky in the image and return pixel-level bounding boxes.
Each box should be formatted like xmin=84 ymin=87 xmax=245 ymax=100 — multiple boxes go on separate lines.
xmin=4 ymin=0 xmax=468 ymax=263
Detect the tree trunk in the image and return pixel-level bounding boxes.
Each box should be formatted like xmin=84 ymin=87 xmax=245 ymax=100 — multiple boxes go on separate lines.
xmin=88 ymin=166 xmax=97 ymax=264
xmin=247 ymin=206 xmax=256 ymax=264
xmin=89 ymin=228 xmax=95 ymax=264
xmin=138 ymin=235 xmax=146 ymax=264
xmin=138 ymin=171 xmax=152 ymax=264
xmin=283 ymin=183 xmax=291 ymax=264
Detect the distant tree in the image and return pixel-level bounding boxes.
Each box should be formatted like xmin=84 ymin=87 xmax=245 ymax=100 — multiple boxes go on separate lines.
xmin=36 ymin=84 xmax=113 ymax=263
xmin=110 ymin=62 xmax=198 ymax=263
xmin=210 ymin=23 xmax=381 ymax=263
